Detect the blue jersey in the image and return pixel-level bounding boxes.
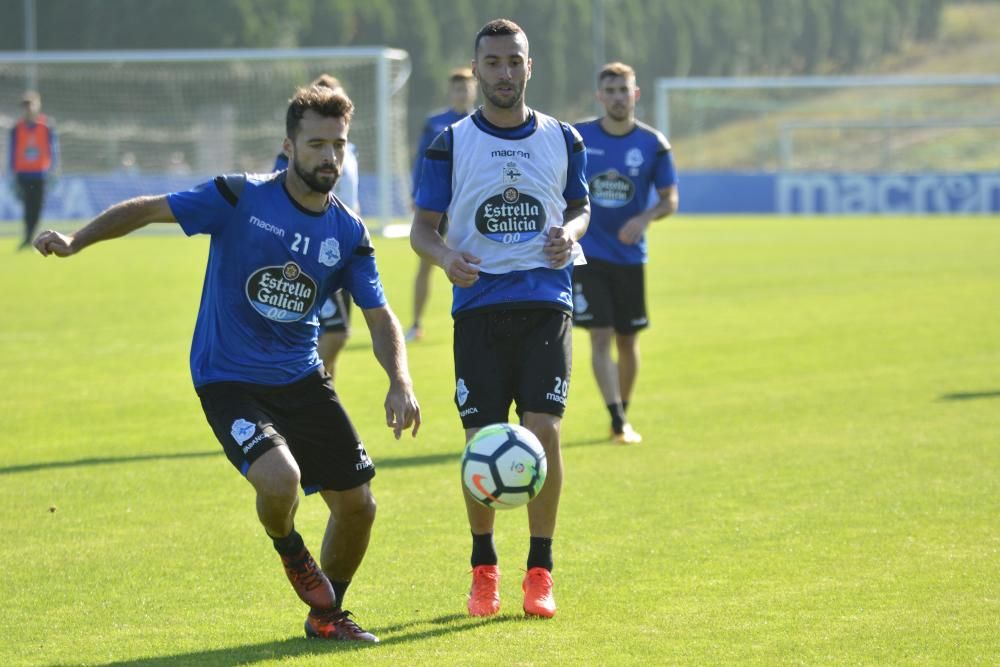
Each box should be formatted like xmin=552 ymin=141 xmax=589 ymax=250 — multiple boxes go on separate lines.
xmin=167 ymin=172 xmax=386 ymax=387
xmin=574 ymin=119 xmax=677 ymax=264
xmin=415 ymin=109 xmax=588 ymax=317
xmin=411 ymin=107 xmax=469 ymax=198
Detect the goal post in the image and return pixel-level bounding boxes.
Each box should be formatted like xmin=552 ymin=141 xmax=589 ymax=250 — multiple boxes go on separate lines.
xmin=653 ymin=74 xmax=1000 ymax=213
xmin=0 ymin=47 xmax=411 ymax=228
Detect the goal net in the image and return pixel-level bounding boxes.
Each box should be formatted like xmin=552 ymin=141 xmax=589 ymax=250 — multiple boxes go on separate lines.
xmin=654 ymin=74 xmax=1000 ymax=172
xmin=0 ymin=48 xmax=411 ymax=227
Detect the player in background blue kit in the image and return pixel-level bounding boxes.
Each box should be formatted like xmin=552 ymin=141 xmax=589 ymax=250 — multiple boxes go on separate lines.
xmin=404 ymin=67 xmax=478 ymax=343
xmin=34 ymin=86 xmax=420 ymax=643
xmin=274 ymin=74 xmax=361 ymax=383
xmin=574 ymin=62 xmax=679 ymax=444
xmin=411 ymin=19 xmax=589 ymax=619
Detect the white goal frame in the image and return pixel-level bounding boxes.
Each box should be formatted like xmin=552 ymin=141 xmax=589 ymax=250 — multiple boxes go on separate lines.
xmin=0 ymin=47 xmax=411 ymax=226
xmin=654 ymin=73 xmax=1000 ymax=171
xmin=655 ymin=73 xmax=1000 ymax=139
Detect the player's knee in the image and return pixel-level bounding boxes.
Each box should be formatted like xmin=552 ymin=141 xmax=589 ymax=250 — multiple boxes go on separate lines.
xmin=616 ymin=333 xmax=639 ymax=352
xmin=358 ymin=494 xmax=377 ymax=526
xmin=590 ymin=327 xmax=615 ymax=352
xmin=522 ymin=414 xmax=561 ymax=452
xmin=248 ymin=447 xmax=301 ymax=498
xmin=347 ymin=493 xmax=377 ymax=527
xmin=331 ymin=331 xmax=349 ymax=350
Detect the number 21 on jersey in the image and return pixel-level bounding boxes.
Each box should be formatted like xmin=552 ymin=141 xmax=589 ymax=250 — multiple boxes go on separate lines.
xmin=291 ymin=233 xmax=310 ymax=255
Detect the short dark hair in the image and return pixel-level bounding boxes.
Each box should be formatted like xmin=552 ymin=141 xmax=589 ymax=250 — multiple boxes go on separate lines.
xmin=286 ymin=85 xmax=354 ymax=139
xmin=474 ymin=18 xmax=527 ymax=56
xmin=449 ymin=67 xmax=474 ymax=83
xmin=598 ymin=62 xmax=636 ymax=85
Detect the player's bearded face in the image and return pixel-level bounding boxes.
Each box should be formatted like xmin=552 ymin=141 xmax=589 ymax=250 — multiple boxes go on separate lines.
xmin=599 ymin=76 xmax=637 ymax=122
xmin=287 ymin=111 xmax=348 ymax=195
xmin=480 ymin=77 xmax=526 ymax=109
xmin=475 ymin=35 xmax=531 ymax=110
xmin=293 ymin=154 xmax=340 ymax=194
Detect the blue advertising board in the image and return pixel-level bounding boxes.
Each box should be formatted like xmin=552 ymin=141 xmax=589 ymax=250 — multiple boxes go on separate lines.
xmin=1 ymin=171 xmax=997 ymax=222
xmin=681 ymin=172 xmax=1000 ymax=214
xmin=0 ymin=173 xmax=411 ymax=223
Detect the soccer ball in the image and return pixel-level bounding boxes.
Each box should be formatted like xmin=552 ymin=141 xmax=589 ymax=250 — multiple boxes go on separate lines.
xmin=461 ymin=423 xmax=547 ymax=509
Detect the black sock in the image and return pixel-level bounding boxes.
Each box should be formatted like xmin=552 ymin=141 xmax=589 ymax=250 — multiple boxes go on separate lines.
xmin=330 ymin=580 xmax=350 ymax=609
xmin=527 ymin=537 xmax=553 ymax=572
xmin=270 ymin=528 xmax=304 ymax=557
xmin=622 ymin=400 xmax=630 ymax=414
xmin=607 ymin=402 xmax=626 ymax=434
xmin=471 ymin=532 xmax=498 ymax=567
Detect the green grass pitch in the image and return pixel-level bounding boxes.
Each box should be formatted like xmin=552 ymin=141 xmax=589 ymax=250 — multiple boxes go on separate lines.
xmin=1 ymin=215 xmax=997 ymax=665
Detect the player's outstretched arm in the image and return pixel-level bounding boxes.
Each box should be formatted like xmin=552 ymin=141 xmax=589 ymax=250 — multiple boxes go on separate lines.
xmin=410 ymin=206 xmax=480 ymax=287
xmin=362 ymin=304 xmax=421 ymax=439
xmin=34 ymin=195 xmax=177 ymax=258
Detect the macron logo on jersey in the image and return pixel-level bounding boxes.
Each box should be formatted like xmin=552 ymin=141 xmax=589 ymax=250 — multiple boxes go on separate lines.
xmin=249 ymin=215 xmax=286 ymax=238
xmin=491 ymin=149 xmax=531 ymax=159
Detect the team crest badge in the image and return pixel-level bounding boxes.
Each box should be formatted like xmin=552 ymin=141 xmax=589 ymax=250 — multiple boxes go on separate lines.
xmin=230 ymin=418 xmax=256 ymax=446
xmin=502 ymin=161 xmax=522 ymax=185
xmin=456 ymin=378 xmax=470 ymax=406
xmin=319 ymin=237 xmax=341 ymax=267
xmin=625 ymin=148 xmax=644 ymax=168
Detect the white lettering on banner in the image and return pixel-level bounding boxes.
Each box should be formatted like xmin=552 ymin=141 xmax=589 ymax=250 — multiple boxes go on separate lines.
xmin=777 ymin=173 xmax=1000 ymax=214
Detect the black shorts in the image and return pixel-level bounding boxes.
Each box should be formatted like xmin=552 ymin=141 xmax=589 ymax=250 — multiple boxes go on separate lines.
xmin=572 ymin=258 xmax=648 ymax=334
xmin=318 ymin=289 xmax=351 ymax=333
xmin=453 ymin=308 xmax=572 ymax=428
xmin=196 ymin=370 xmax=374 ymax=493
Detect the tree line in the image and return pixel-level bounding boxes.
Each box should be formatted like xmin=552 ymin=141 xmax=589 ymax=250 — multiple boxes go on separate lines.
xmin=2 ymin=0 xmax=944 ymax=133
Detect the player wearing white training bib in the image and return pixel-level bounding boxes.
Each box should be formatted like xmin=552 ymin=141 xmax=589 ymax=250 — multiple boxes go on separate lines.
xmin=411 ymin=18 xmax=589 ymax=621
xmin=418 ymin=110 xmax=586 ymax=314
xmin=444 ymin=111 xmax=585 ymax=274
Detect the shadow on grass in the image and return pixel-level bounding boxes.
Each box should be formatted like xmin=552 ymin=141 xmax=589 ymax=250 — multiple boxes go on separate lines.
xmin=3 ymin=434 xmax=613 ymax=477
xmin=563 ymin=435 xmax=617 ymax=448
xmin=938 ymin=389 xmax=1000 ymax=401
xmin=378 ymin=451 xmax=459 ymax=468
xmin=0 ymin=449 xmax=462 ymax=476
xmin=0 ymin=450 xmax=221 ymax=476
xmin=78 ymin=612 xmax=524 ymax=666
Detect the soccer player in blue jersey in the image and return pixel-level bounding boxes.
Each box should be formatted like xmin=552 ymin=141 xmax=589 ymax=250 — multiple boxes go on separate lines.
xmin=573 ymin=62 xmax=679 ymax=445
xmin=410 ymin=19 xmax=589 ymax=619
xmin=274 ymin=74 xmax=360 ymax=384
xmin=404 ymin=67 xmax=477 ymax=342
xmin=34 ymin=85 xmax=420 ymax=643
